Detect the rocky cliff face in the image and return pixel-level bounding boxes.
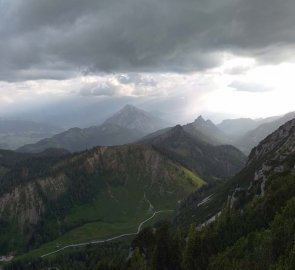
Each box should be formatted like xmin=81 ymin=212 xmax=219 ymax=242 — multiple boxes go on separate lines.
xmin=248 ymin=118 xmax=295 ymax=165
xmin=241 ymin=118 xmax=295 ymax=199
xmin=226 ymin=118 xmax=295 ymax=209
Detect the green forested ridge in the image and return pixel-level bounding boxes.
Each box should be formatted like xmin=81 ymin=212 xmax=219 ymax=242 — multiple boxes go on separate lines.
xmin=0 ymin=144 xmax=205 ymax=256
xmin=8 ymin=157 xmax=294 ymax=270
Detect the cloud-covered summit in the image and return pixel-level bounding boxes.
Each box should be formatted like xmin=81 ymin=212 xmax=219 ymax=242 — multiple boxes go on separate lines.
xmin=1 ymin=0 xmax=295 ymax=81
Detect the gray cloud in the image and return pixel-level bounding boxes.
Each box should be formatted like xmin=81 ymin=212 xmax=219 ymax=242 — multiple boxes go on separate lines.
xmin=1 ymin=0 xmax=295 ymax=81
xmin=117 ymin=74 xmax=157 ymax=87
xmin=80 ymin=81 xmax=121 ymax=97
xmin=229 ymin=81 xmax=272 ymax=92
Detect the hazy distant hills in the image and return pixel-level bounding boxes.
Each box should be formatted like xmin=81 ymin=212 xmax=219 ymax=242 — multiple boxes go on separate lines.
xmin=218 ymin=118 xmax=261 ymax=137
xmin=14 ymin=104 xmax=295 ymax=157
xmin=0 ymin=119 xmax=62 ymax=150
xmin=141 ymin=125 xmax=246 ymax=182
xmin=17 ymin=123 xmax=143 ymax=153
xmin=18 ymin=105 xmax=169 ymax=153
xmin=235 ymin=112 xmax=295 ymax=154
xmin=215 ymin=112 xmax=295 ymax=154
xmin=217 ymin=116 xmax=280 ymax=137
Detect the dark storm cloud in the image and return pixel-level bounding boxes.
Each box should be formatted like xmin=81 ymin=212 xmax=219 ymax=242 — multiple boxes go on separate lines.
xmin=1 ymin=0 xmax=295 ymax=81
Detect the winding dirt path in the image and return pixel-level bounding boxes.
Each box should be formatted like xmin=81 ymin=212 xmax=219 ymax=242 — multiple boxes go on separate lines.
xmin=41 ymin=210 xmax=173 ymax=258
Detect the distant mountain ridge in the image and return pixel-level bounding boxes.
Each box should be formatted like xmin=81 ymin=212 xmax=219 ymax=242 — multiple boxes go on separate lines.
xmin=217 ymin=115 xmax=280 ymax=137
xmin=217 ymin=118 xmax=261 ymax=137
xmin=141 ymin=124 xmax=246 ymax=182
xmin=17 ymin=123 xmax=142 ymax=153
xmin=140 ymin=115 xmax=231 ymax=147
xmin=16 ymin=105 xmax=295 ymax=157
xmin=17 ymin=105 xmax=169 ymax=153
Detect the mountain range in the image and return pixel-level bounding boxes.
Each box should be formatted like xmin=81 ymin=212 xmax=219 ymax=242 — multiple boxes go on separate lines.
xmin=0 ymin=103 xmax=295 ymax=268
xmin=17 ymin=105 xmax=169 ymax=153
xmin=0 ymin=107 xmax=248 ymax=258
xmin=13 ymin=105 xmax=295 ymax=158
xmin=5 ymin=113 xmax=295 ymax=270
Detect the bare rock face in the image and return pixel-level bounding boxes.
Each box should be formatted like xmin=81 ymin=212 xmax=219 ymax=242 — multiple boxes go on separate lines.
xmin=248 ymin=118 xmax=295 ymax=165
xmin=245 ymin=118 xmax=295 ymax=197
xmin=0 ymin=173 xmax=68 ymax=226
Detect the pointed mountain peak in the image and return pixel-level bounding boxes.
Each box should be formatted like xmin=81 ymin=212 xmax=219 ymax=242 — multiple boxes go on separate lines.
xmin=122 ymin=104 xmax=139 ymax=111
xmin=193 ymin=115 xmax=217 ymax=128
xmin=104 ymin=104 xmax=169 ymax=135
xmin=155 ymin=125 xmax=186 ymax=141
xmin=193 ymin=115 xmax=210 ymax=127
xmin=171 ymin=124 xmax=184 ymax=133
xmin=195 ymin=115 xmax=205 ymax=123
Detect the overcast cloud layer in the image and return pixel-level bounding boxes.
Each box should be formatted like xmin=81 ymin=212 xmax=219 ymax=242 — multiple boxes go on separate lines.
xmin=0 ymin=0 xmax=295 ymax=125
xmin=1 ymin=0 xmax=295 ymax=81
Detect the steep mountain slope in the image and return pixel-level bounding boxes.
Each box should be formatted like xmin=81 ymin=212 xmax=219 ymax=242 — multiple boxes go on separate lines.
xmin=236 ymin=112 xmax=295 ymax=154
xmin=175 ymin=117 xmax=295 ymax=227
xmin=17 ymin=105 xmax=169 ymax=153
xmin=183 ymin=116 xmax=230 ymax=145
xmin=104 ymin=104 xmax=169 ymax=134
xmin=0 ymin=119 xmax=62 ymax=150
xmin=141 ymin=125 xmax=246 ymax=182
xmin=0 ymin=144 xmax=204 ymax=255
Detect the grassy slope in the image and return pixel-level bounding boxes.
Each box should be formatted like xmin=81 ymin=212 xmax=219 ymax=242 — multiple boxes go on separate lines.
xmin=18 ymin=211 xmax=174 ymax=259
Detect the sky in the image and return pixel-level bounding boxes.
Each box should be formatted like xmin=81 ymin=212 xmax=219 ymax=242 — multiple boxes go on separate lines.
xmin=0 ymin=0 xmax=295 ymax=126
